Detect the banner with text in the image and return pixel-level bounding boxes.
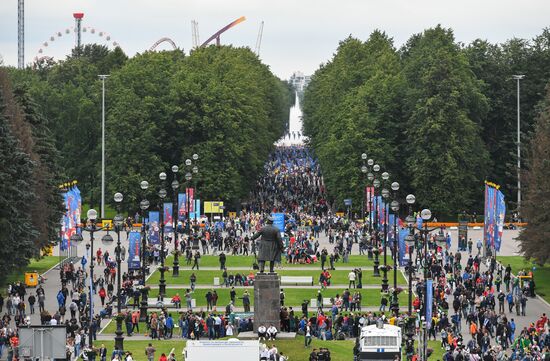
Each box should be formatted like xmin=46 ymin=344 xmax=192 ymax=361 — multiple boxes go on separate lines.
xmin=128 ymin=231 xmax=141 ymax=269
xmin=163 ymin=202 xmax=173 ymax=233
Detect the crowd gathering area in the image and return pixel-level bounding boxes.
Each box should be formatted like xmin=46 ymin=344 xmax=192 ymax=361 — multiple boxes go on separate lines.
xmin=1 ymin=145 xmax=549 ymax=361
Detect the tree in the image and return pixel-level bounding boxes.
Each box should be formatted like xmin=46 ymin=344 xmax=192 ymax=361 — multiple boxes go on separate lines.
xmin=0 ymin=73 xmax=39 ymax=284
xmin=518 ymin=86 xmax=550 ymax=264
xmin=400 ymin=26 xmax=490 ymax=217
xmin=302 ymin=32 xmax=405 ymax=209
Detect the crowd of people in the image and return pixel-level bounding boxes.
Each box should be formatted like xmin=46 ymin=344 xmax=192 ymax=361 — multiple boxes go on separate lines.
xmin=1 ymin=144 xmax=545 ymax=361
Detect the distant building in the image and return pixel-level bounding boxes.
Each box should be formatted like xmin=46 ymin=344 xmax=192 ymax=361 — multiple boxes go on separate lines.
xmin=289 ymin=71 xmax=311 ymax=92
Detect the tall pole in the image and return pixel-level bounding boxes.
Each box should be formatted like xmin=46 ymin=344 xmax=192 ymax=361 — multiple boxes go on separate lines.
xmin=513 ymin=75 xmax=524 ymax=216
xmin=159 ymin=201 xmax=166 ymax=298
xmin=114 ymin=224 xmax=124 ymax=351
xmin=382 ymin=202 xmax=388 ymax=292
xmin=17 ymin=0 xmax=24 ymax=69
xmin=99 ymin=75 xmax=109 ymax=219
xmin=88 ymin=226 xmax=95 ymax=349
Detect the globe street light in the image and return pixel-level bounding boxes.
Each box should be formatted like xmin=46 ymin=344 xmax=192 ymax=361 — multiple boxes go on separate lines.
xmin=112 ymin=192 xmax=124 ymax=351
xmin=158 ymin=172 xmax=168 ymax=298
xmin=404 ymin=193 xmax=416 ymax=346
xmin=372 ymin=168 xmax=381 ymax=277
xmin=139 ymin=181 xmax=150 ymax=322
xmin=78 ymin=208 xmax=101 ymax=349
xmin=381 ymin=186 xmax=390 ymax=293
xmin=390 ymin=181 xmax=400 ymax=315
xmin=170 ymin=169 xmax=180 ymax=276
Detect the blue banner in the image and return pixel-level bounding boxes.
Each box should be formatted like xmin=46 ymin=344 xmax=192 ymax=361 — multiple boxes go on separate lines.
xmin=128 ymin=231 xmax=141 ymax=269
xmin=178 ymin=193 xmax=187 ymax=220
xmin=426 ymin=279 xmax=433 ymax=329
xmin=495 ymin=190 xmax=506 ymax=252
xmin=388 ymin=214 xmax=396 ymax=247
xmin=163 ymin=202 xmax=173 ymax=233
xmin=484 ymin=184 xmax=496 ymax=250
xmin=271 ymin=213 xmax=285 ymax=235
xmin=148 ymin=211 xmax=160 ymax=245
xmin=416 ymin=214 xmax=423 ymax=230
xmin=195 ymin=199 xmax=201 ymax=220
xmin=398 ymin=228 xmax=409 ymax=266
xmin=61 ymin=186 xmax=82 ymax=251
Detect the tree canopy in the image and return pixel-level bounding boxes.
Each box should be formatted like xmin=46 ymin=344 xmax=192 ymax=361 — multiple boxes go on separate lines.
xmin=303 ymin=26 xmax=550 ymax=218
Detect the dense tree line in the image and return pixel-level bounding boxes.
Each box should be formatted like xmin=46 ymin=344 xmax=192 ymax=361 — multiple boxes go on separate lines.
xmin=518 ymin=87 xmax=550 ymax=264
xmin=0 ymin=69 xmax=64 ymax=284
xmin=303 ymin=26 xmax=550 ymax=218
xmin=6 ymin=44 xmax=291 ymax=212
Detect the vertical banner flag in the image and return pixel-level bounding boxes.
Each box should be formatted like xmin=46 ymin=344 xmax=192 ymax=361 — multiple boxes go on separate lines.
xmin=495 ymin=189 xmax=506 ymax=252
xmin=426 ymin=279 xmax=434 ymax=329
xmin=388 ymin=214 xmax=396 ymax=247
xmin=416 ymin=213 xmax=423 ymax=230
xmin=61 ymin=185 xmax=82 ymax=251
xmin=484 ymin=183 xmax=496 ymax=250
xmin=195 ymin=199 xmax=201 ymax=220
xmin=188 ymin=188 xmax=195 ymax=213
xmin=128 ymin=231 xmax=141 ymax=269
xmin=163 ymin=202 xmax=173 ymax=233
xmin=398 ymin=228 xmax=409 ymax=266
xmin=365 ymin=186 xmax=374 ymax=212
xmin=271 ymin=213 xmax=285 ymax=236
xmin=178 ymin=193 xmax=187 ymax=220
xmin=148 ymin=211 xmax=160 ymax=245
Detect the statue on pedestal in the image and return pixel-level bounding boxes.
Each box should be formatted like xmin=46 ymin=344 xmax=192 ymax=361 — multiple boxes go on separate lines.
xmin=251 ymin=216 xmax=284 ymax=273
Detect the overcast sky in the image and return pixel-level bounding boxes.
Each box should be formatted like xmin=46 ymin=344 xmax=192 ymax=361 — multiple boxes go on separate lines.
xmin=1 ymin=0 xmax=549 ymax=79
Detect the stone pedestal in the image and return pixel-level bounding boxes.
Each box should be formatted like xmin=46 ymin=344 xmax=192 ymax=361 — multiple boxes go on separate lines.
xmin=253 ymin=273 xmax=280 ymax=332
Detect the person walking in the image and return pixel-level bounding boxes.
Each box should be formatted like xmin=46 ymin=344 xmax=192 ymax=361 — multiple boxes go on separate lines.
xmin=145 ymin=343 xmax=156 ymax=361
xmin=27 ymin=294 xmax=35 ymax=314
xmin=348 ymin=270 xmax=356 ymax=289
xmin=304 ymin=321 xmax=312 ymax=348
xmin=192 ymin=251 xmax=201 ymax=270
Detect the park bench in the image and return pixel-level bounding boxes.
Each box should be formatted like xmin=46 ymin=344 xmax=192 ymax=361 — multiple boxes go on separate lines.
xmin=280 ymin=276 xmax=313 ymax=286
xmin=148 ymin=298 xmax=196 ymax=308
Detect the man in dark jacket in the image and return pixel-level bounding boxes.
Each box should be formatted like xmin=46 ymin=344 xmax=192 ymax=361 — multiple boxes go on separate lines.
xmin=250 ymin=216 xmax=284 ymax=273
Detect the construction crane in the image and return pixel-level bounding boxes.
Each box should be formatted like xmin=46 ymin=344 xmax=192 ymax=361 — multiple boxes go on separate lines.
xmin=200 ymin=16 xmax=246 ymax=47
xmin=255 ymin=21 xmax=264 ymax=56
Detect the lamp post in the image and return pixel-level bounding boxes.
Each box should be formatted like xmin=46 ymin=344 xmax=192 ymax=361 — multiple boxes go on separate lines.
xmin=85 ymin=209 xmax=98 ymax=350
xmin=372 ymin=164 xmax=381 ymax=277
xmin=404 ymin=194 xmax=416 ymax=347
xmin=98 ymin=74 xmax=109 ymax=219
xmin=170 ymin=165 xmax=181 ymax=276
xmin=390 ymin=182 xmax=400 ymax=314
xmin=139 ymin=180 xmax=150 ymax=321
xmin=381 ymin=171 xmax=390 ymax=292
xmin=420 ymin=208 xmax=432 ymax=361
xmin=361 ymin=153 xmax=368 ymax=220
xmin=512 ymin=74 xmax=524 ymax=215
xmin=113 ymin=192 xmax=125 ymax=351
xmin=404 ymin=194 xmax=416 ymax=314
xmin=81 ymin=209 xmax=112 ymax=351
xmin=158 ymin=173 xmax=168 ymax=298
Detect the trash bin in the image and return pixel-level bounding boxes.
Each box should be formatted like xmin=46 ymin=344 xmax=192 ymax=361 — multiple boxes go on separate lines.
xmin=25 ymin=272 xmax=38 ymax=287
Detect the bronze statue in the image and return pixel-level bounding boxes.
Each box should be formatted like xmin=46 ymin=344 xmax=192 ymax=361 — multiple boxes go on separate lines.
xmin=250 ymin=216 xmax=284 ymax=273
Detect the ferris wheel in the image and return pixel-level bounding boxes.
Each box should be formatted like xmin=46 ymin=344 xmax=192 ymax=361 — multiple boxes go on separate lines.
xmin=34 ymin=24 xmax=120 ymax=63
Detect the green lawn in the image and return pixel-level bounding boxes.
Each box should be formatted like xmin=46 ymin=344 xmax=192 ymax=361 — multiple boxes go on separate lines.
xmin=101 ymin=320 xmax=149 ymax=335
xmin=401 ymin=340 xmax=443 ymax=360
xmin=90 ymin=340 xmax=181 ymax=360
xmin=156 ymin=287 xmax=386 ymax=308
xmin=164 ymin=254 xmax=376 ymax=269
xmin=93 ymin=339 xmax=354 ymax=361
xmin=147 ymin=268 xmax=406 ymax=286
xmin=497 ymin=256 xmax=550 ymax=302
xmin=4 ymin=256 xmax=60 ymax=286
